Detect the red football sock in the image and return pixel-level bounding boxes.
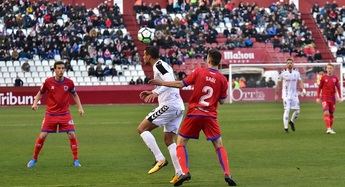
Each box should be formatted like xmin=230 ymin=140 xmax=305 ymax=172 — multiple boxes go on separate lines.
xmin=330 ymin=113 xmax=334 ymax=128
xmin=216 ymin=147 xmax=231 ymax=176
xmin=69 ymin=137 xmax=78 ymax=160
xmin=33 ymin=137 xmax=46 ymax=160
xmin=323 ymin=114 xmax=331 ymax=129
xmin=176 ymin=145 xmax=189 ymax=174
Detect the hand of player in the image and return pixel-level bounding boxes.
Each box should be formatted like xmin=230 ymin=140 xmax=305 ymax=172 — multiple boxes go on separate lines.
xmin=274 ymin=94 xmax=279 ymax=101
xmin=78 ymin=108 xmax=85 ymax=116
xmin=31 ymin=103 xmax=38 ymax=111
xmin=148 ymin=79 xmax=163 ymax=86
xmin=139 ymin=91 xmax=152 ymax=100
xmin=316 ymin=98 xmax=320 ymax=103
xmin=144 ymin=93 xmax=158 ymax=103
xmin=336 ymin=97 xmax=343 ymax=103
xmin=301 ymin=89 xmax=307 ymax=97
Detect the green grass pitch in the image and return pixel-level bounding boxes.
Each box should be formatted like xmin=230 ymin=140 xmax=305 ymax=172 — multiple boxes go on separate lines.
xmin=1 ymin=102 xmax=345 ymax=187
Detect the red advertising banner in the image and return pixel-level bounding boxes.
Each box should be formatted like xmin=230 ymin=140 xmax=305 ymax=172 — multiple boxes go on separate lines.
xmin=0 ymin=86 xmax=193 ymax=106
xmin=230 ymin=88 xmax=318 ymax=102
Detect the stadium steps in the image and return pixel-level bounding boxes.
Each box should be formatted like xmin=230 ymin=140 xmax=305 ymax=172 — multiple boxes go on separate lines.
xmin=122 ymin=0 xmax=153 ymax=79
xmin=301 ymin=13 xmax=335 ymax=62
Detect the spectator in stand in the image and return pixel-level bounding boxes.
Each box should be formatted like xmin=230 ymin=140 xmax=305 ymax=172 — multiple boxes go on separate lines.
xmin=136 ymin=77 xmax=144 ymax=85
xmin=232 ymin=77 xmax=240 ymax=89
xmin=65 ymin=60 xmax=74 ymax=72
xmin=129 ymin=78 xmax=135 ymax=85
xmin=267 ymin=77 xmax=276 ymax=88
xmin=110 ymin=65 xmax=118 ymax=77
xmin=314 ymin=50 xmax=323 ymax=62
xmin=144 ymin=76 xmax=150 ymax=84
xmin=259 ymin=77 xmax=267 ymax=87
xmin=21 ymin=61 xmax=30 ymax=72
xmin=239 ymin=77 xmax=246 ymax=88
xmin=247 ymin=78 xmax=256 ymax=88
xmin=96 ymin=63 xmax=104 ymax=80
xmin=14 ymin=76 xmax=24 ymax=87
xmin=88 ymin=65 xmax=96 ymax=76
xmin=103 ymin=65 xmax=111 ymax=76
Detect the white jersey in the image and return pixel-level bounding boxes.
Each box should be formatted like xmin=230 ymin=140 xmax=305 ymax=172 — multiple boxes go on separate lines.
xmin=152 ymin=60 xmax=184 ymax=110
xmin=279 ymin=69 xmax=301 ymax=100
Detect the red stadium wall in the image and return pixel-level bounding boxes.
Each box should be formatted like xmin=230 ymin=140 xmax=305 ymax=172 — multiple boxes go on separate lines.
xmin=0 ymin=85 xmax=319 ymax=106
xmin=0 ymin=86 xmax=192 ymax=106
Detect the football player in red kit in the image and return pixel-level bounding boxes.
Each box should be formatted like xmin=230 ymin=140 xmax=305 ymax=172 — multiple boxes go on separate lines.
xmin=150 ymin=49 xmax=236 ymax=186
xmin=27 ymin=61 xmax=85 ymax=168
xmin=316 ymin=63 xmax=342 ymax=134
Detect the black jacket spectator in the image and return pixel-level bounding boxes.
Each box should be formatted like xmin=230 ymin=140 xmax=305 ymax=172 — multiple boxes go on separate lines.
xmin=14 ymin=76 xmax=24 ymax=87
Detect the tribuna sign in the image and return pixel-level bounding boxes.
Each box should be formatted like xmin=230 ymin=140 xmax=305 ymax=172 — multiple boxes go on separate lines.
xmin=0 ymin=92 xmax=36 ymax=106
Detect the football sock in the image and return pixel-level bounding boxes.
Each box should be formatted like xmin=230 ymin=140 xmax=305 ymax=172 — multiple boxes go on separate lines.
xmin=176 ymin=144 xmax=189 ymax=174
xmin=216 ymin=147 xmax=230 ymax=176
xmin=283 ymin=109 xmax=290 ymax=129
xmin=69 ymin=136 xmax=79 ymax=160
xmin=168 ymin=143 xmax=183 ymax=176
xmin=323 ymin=114 xmax=331 ymax=129
xmin=140 ymin=131 xmax=165 ymax=161
xmin=291 ymin=109 xmax=300 ymax=123
xmin=33 ymin=137 xmax=46 ymax=160
xmin=330 ymin=113 xmax=334 ymax=128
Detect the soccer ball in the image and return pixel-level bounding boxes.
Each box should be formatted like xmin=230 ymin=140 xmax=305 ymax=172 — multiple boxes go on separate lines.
xmin=137 ymin=27 xmax=154 ymax=44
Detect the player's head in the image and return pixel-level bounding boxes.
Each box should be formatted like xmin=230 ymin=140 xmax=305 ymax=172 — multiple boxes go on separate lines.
xmin=143 ymin=46 xmax=159 ymax=65
xmin=326 ymin=63 xmax=334 ymax=75
xmin=53 ymin=61 xmax=65 ymax=78
xmin=207 ymin=49 xmax=222 ymax=67
xmin=286 ymin=58 xmax=294 ymax=70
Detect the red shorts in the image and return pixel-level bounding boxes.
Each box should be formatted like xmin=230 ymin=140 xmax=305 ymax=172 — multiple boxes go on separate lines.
xmin=41 ymin=113 xmax=75 ymax=133
xmin=179 ymin=116 xmax=221 ymax=141
xmin=321 ymin=101 xmax=335 ymax=113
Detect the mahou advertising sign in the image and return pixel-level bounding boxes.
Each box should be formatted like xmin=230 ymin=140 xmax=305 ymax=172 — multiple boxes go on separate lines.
xmin=223 ymin=49 xmax=269 ymax=64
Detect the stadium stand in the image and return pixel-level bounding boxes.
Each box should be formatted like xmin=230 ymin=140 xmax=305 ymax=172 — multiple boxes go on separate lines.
xmin=312 ymin=2 xmax=345 ymax=63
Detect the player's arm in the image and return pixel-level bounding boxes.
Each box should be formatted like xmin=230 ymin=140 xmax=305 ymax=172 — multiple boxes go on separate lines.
xmin=72 ymin=93 xmax=84 ymax=116
xmin=275 ymin=79 xmax=282 ymax=100
xmin=298 ymin=79 xmax=307 ymax=96
xmin=335 ymin=78 xmax=342 ymax=102
xmin=31 ymin=91 xmax=42 ymax=111
xmin=150 ymin=79 xmax=184 ymax=88
xmin=316 ymin=78 xmax=324 ymax=103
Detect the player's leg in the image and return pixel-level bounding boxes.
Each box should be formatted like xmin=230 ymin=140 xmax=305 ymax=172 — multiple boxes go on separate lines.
xmin=321 ymin=101 xmax=333 ymax=133
xmin=204 ymin=118 xmax=236 ymax=186
xmin=283 ymin=99 xmax=291 ymax=132
xmin=329 ymin=102 xmax=336 ymax=133
xmin=137 ymin=118 xmax=166 ymax=174
xmin=174 ymin=135 xmax=191 ymax=186
xmin=211 ymin=138 xmax=236 ymax=186
xmin=27 ymin=132 xmax=49 ymax=168
xmin=67 ymin=131 xmax=81 ymax=167
xmin=163 ymin=110 xmax=184 ymax=183
xmin=289 ymin=99 xmax=300 ymax=131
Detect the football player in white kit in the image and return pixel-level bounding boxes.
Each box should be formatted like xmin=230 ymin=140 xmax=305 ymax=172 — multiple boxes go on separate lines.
xmin=137 ymin=46 xmax=185 ymax=183
xmin=275 ymin=58 xmax=306 ymax=132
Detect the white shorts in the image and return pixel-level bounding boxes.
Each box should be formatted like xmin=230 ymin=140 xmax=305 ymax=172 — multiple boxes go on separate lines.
xmin=283 ymin=98 xmax=300 ymax=110
xmin=146 ymin=105 xmax=184 ymax=134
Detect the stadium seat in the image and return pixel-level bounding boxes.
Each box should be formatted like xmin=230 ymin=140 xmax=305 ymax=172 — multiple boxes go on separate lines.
xmin=42 ymin=60 xmax=49 ymax=66
xmin=36 ymin=66 xmax=44 ymax=72
xmin=3 ymin=72 xmax=10 ymax=78
xmin=6 ymin=61 xmax=13 ymax=67
xmin=79 ymin=66 xmax=86 ymax=72
xmin=10 ymin=72 xmax=17 ymax=78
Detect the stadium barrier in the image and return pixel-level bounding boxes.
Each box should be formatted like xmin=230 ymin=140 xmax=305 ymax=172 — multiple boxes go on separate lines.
xmin=0 ymin=84 xmax=322 ymax=106
xmin=0 ymin=86 xmax=193 ymax=106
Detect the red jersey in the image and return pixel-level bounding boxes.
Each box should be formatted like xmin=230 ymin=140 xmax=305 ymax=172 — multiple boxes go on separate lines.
xmin=317 ymin=75 xmax=341 ymax=102
xmin=183 ymin=68 xmax=228 ymax=118
xmin=40 ymin=77 xmax=76 ymax=114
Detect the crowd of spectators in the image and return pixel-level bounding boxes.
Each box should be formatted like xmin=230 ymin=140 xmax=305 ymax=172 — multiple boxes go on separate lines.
xmin=312 ymin=1 xmax=345 ymax=57
xmin=134 ymin=0 xmax=313 ymax=65
xmin=0 ymin=0 xmax=140 ymax=66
